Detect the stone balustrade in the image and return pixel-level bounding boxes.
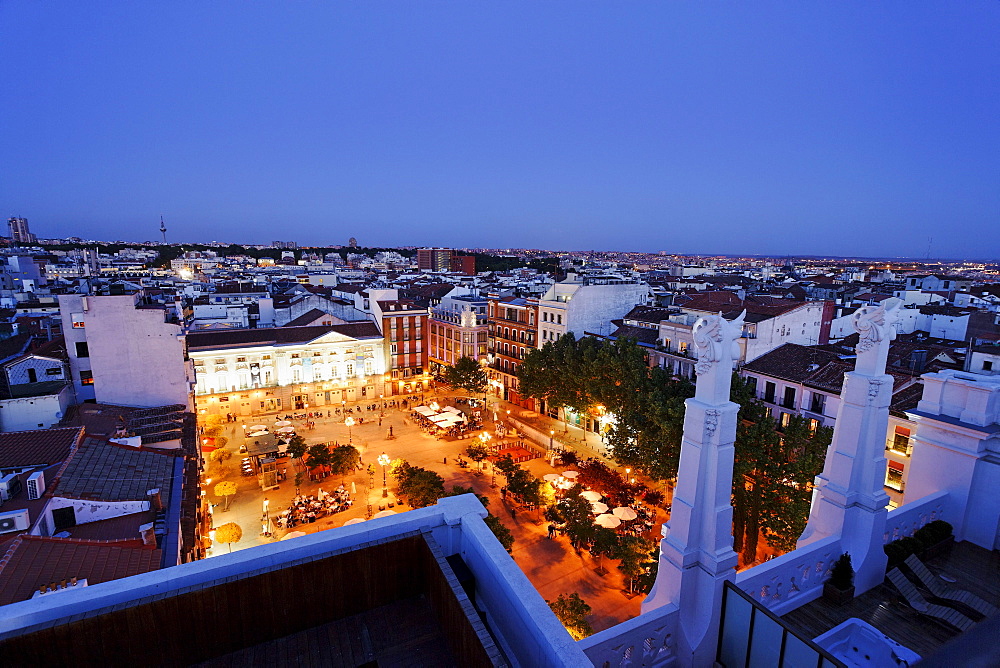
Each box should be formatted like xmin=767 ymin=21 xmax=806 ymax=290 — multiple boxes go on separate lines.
xmin=882 ymin=491 xmax=948 ymax=544
xmin=578 ymin=602 xmax=678 ymax=667
xmin=734 ymin=535 xmax=843 ymax=616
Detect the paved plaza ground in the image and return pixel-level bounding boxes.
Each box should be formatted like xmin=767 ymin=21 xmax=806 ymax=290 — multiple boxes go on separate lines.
xmin=201 ymin=391 xmax=666 ymax=632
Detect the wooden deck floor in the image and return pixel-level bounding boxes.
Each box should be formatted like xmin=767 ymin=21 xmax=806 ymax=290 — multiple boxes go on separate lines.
xmin=197 ymin=595 xmax=459 ymax=668
xmin=782 ymin=541 xmax=1000 ymax=659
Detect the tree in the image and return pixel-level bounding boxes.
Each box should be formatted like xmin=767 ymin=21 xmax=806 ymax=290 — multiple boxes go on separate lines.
xmin=392 ymin=461 xmax=445 ymax=508
xmin=306 ymin=442 xmax=331 ymax=472
xmin=443 ymin=356 xmax=487 ymax=397
xmin=286 ymin=435 xmax=308 ymax=461
xmin=328 ymin=444 xmax=361 ymax=482
xmin=549 ymin=485 xmax=597 ymax=549
xmin=730 ymin=381 xmax=832 ymax=565
xmin=547 ymin=593 xmax=594 ymax=640
xmin=484 ymin=515 xmax=515 ymax=553
xmin=214 ymin=521 xmax=242 ymax=553
xmin=464 ymin=443 xmax=489 ymax=471
xmin=589 ymin=525 xmax=620 ymax=576
xmin=213 ymin=480 xmax=237 ymax=511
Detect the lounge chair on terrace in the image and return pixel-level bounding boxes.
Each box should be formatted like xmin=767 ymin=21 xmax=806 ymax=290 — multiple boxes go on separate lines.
xmin=904 ymin=554 xmax=999 ymax=618
xmin=887 ymin=568 xmax=976 ymax=632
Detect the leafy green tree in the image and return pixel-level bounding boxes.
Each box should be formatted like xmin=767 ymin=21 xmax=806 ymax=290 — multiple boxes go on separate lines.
xmin=306 ymin=442 xmax=331 ymax=471
xmin=286 ymin=435 xmax=308 ymax=461
xmin=731 ymin=387 xmax=831 ymax=564
xmin=589 ymin=525 xmax=620 ymax=575
xmin=464 ymin=443 xmax=490 ymax=471
xmin=392 ymin=462 xmax=445 ymax=508
xmin=484 ymin=514 xmax=515 ymax=553
xmin=328 ymin=444 xmax=361 ymax=482
xmin=443 ymin=356 xmax=487 ymax=397
xmin=547 ymin=593 xmax=594 ymax=640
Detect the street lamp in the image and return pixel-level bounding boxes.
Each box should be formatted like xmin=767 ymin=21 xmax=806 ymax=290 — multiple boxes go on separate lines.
xmin=549 ymin=429 xmax=555 ymax=452
xmin=480 ymin=432 xmax=494 ymax=487
xmin=345 ymin=416 xmax=355 ymax=444
xmin=378 ymin=452 xmax=390 ymax=498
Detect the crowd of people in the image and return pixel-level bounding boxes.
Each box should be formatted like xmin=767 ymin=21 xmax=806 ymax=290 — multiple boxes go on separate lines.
xmin=277 ymin=485 xmax=354 ymax=528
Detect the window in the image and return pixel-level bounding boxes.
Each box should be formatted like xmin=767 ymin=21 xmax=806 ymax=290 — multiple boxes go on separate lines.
xmin=71 ymin=313 xmax=85 ymax=328
xmin=291 ymin=353 xmax=300 ymax=359
xmin=75 ymin=342 xmax=89 ymax=358
xmin=80 ymin=370 xmax=94 ymax=385
xmin=886 ymin=462 xmax=905 ymax=491
xmin=215 ymin=358 xmax=225 ymax=365
xmin=780 ymin=412 xmax=791 ymax=428
xmin=262 ymin=355 xmax=271 ymax=361
xmin=764 ymin=382 xmax=776 ymax=403
xmin=985 ymin=360 xmax=994 ymax=371
xmin=346 ymin=363 xmax=354 ymax=375
xmin=809 ymin=393 xmax=826 ymax=415
xmin=557 ymin=314 xmax=563 ymax=325
xmin=45 ymin=367 xmax=62 ymax=376
xmin=890 ymin=426 xmax=911 ymax=454
xmin=781 ymin=387 xmax=795 ymax=408
xmin=236 ymin=357 xmax=246 ymax=363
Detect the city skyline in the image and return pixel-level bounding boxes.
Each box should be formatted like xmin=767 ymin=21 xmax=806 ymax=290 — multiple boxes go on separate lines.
xmin=2 ymin=3 xmax=998 ymax=259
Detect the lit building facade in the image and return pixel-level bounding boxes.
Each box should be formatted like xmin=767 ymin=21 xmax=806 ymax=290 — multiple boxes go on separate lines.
xmin=428 ymin=292 xmax=488 ymax=374
xmin=487 ymin=295 xmax=537 ymax=407
xmin=188 ymin=323 xmax=386 ymax=415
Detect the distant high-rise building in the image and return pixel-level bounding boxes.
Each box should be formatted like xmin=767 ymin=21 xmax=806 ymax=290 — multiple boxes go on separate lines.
xmin=8 ymin=217 xmax=36 ymax=245
xmin=417 ymin=248 xmax=454 ymax=272
xmin=272 ymin=241 xmax=297 ymax=249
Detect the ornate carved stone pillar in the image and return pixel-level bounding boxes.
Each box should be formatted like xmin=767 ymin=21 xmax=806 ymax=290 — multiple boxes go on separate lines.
xmin=642 ymin=311 xmax=744 ymax=665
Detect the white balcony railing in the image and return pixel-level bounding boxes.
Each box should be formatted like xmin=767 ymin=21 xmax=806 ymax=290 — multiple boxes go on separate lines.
xmin=883 ymin=491 xmax=948 ymax=544
xmin=734 ymin=535 xmax=843 ymax=616
xmin=577 ymin=602 xmax=678 ymax=668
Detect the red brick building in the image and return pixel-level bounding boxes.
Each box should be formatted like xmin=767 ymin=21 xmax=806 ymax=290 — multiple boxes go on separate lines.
xmin=487 ymin=295 xmax=538 ymax=408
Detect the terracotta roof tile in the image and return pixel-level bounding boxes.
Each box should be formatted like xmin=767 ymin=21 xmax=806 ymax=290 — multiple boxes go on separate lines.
xmin=0 ymin=427 xmax=82 ymax=469
xmin=0 ymin=535 xmax=160 ymax=606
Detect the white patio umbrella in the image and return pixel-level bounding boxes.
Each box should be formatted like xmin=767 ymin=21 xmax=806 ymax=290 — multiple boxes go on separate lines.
xmin=595 ymin=514 xmax=622 ymax=529
xmin=613 ymin=507 xmax=638 ymax=521
xmin=274 ymin=420 xmax=292 ymax=427
xmin=281 ymin=531 xmax=308 ymax=541
xmin=343 ymin=517 xmax=366 ymax=526
xmin=562 ymin=470 xmax=579 ymax=479
xmin=373 ymin=509 xmax=397 ymax=519
xmin=542 ymin=473 xmax=561 ymax=483
xmin=580 ymin=490 xmax=603 ymax=502
xmin=249 ymin=425 xmax=267 ymax=431
xmin=591 ymin=502 xmax=609 ymax=515
xmin=275 ymin=426 xmax=296 ymax=434
xmin=248 ymin=431 xmax=268 ymax=438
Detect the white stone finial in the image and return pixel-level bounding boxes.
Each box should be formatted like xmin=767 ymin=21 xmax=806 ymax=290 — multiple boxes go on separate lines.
xmin=851 ymin=298 xmax=901 ymax=375
xmin=692 ymin=310 xmax=745 ymax=403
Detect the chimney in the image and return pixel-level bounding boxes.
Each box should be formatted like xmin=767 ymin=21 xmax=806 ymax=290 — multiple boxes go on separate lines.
xmin=139 ymin=522 xmax=156 ymax=546
xmin=146 ymin=488 xmax=163 ymax=512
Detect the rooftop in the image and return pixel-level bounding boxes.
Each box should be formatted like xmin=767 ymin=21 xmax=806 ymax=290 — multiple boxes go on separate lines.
xmin=782 ymin=541 xmax=1000 ymax=658
xmin=186 ymin=322 xmax=382 ymax=350
xmin=0 ymin=535 xmax=161 ymax=606
xmin=0 ymin=427 xmax=82 ymax=470
xmin=53 ymin=436 xmax=177 ymax=502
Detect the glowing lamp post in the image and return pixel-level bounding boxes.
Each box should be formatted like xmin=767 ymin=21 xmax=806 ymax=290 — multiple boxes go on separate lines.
xmin=345 ymin=416 xmax=355 ymax=444
xmin=480 ymin=431 xmax=494 ymax=487
xmin=549 ymin=429 xmax=555 ymax=452
xmin=377 ymin=452 xmax=390 ymax=498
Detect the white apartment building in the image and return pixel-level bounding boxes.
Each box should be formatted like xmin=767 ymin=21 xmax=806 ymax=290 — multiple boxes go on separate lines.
xmin=187 ymin=322 xmax=387 ymax=415
xmin=537 ymin=273 xmax=648 ymax=346
xmin=59 ymin=293 xmax=192 ymax=409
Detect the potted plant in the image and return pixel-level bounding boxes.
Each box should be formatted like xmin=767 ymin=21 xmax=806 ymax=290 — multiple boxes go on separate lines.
xmin=915 ymin=520 xmax=954 ymax=560
xmin=823 ymin=552 xmax=855 ymax=605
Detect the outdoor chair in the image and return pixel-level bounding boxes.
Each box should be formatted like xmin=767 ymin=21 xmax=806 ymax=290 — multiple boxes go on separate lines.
xmin=886 ymin=568 xmax=976 ymax=632
xmin=903 ymin=554 xmax=999 ymax=618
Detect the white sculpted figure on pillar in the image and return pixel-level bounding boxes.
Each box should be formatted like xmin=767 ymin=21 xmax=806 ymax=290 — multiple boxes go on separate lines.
xmin=642 ymin=310 xmax=744 ymax=664
xmin=692 ymin=310 xmax=746 ymax=404
xmin=851 ymin=298 xmax=902 ymax=376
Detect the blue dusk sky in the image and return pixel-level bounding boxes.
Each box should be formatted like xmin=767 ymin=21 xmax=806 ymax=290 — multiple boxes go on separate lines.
xmin=2 ymin=3 xmax=998 ymax=258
